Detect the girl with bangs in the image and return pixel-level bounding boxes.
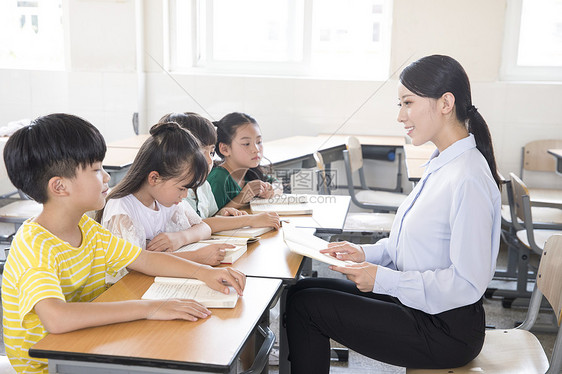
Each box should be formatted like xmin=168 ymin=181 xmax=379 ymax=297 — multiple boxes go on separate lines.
xmin=96 ymin=122 xmax=232 ymax=282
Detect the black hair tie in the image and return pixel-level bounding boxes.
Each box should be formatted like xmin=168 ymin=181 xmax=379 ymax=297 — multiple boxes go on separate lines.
xmin=467 ymin=105 xmax=478 ymax=116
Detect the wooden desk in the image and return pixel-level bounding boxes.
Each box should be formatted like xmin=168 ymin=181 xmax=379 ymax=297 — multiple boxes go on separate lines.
xmin=220 ymin=195 xmax=351 ymax=279
xmin=30 ymin=273 xmax=282 ymax=373
xmin=103 ymin=147 xmax=140 ymax=171
xmin=548 ymin=149 xmax=562 ymax=175
xmin=403 ymin=143 xmax=435 ymax=182
xmin=264 ymin=134 xmax=405 ymax=168
xmin=107 ymin=134 xmax=150 ymax=149
xmin=219 ymin=226 xmax=303 ymax=281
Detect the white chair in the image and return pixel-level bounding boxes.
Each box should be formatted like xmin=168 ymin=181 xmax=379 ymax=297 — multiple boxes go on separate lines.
xmin=343 ymin=136 xmax=407 ymax=213
xmin=407 ymin=234 xmax=562 ymax=374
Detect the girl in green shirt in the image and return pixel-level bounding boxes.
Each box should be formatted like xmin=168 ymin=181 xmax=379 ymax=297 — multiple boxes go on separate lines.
xmin=207 ymin=112 xmax=281 ymax=210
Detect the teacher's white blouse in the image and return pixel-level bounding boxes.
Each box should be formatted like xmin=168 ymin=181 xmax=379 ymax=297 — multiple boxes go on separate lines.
xmin=363 ymin=134 xmax=501 ymax=314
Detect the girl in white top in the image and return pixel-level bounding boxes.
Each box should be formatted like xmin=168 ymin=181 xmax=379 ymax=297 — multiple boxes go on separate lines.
xmin=158 ymin=112 xmax=280 ymax=233
xmin=285 ymin=55 xmax=503 ymax=373
xmin=97 ymin=122 xmax=233 ymax=275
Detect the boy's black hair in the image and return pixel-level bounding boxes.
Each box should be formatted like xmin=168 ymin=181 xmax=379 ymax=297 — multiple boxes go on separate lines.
xmin=3 ymin=113 xmax=107 ymax=204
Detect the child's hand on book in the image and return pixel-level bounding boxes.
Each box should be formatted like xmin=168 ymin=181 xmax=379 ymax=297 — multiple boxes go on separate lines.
xmin=194 ymin=243 xmax=234 ymax=266
xmin=240 ymin=180 xmax=269 ymax=203
xmin=258 ymin=182 xmax=276 ymax=199
xmin=320 ymin=241 xmax=365 ymax=263
xmin=200 ymin=267 xmax=246 ymax=296
xmin=250 ymin=212 xmax=281 ymax=229
xmin=145 ymin=299 xmax=212 ymax=322
xmin=218 ymin=207 xmax=248 ymax=216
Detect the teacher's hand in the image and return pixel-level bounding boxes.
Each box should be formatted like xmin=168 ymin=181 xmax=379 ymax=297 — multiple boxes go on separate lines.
xmin=330 ymin=262 xmax=378 ymax=293
xmin=320 ymin=241 xmax=365 ymax=263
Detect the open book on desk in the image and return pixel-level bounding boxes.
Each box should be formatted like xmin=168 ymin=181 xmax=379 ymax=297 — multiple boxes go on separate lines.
xmin=213 ymin=226 xmax=274 ymax=239
xmin=282 ymin=225 xmax=353 ymax=267
xmin=176 ymin=236 xmax=251 ymax=264
xmin=141 ymin=277 xmax=238 ymax=308
xmin=250 ymin=194 xmax=313 ymax=215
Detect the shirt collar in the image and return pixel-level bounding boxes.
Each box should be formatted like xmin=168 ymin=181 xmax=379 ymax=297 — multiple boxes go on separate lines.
xmin=424 ymin=133 xmax=477 ymax=175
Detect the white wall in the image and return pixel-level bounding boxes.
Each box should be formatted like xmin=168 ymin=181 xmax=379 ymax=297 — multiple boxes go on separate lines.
xmin=1 ymin=0 xmax=561 ymax=192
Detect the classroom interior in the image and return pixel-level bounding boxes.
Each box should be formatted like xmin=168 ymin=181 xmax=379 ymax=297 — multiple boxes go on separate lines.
xmin=1 ymin=0 xmax=562 ymax=373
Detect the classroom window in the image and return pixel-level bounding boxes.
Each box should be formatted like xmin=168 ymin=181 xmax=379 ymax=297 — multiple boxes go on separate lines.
xmin=169 ymin=0 xmax=393 ymax=80
xmin=0 ymin=0 xmax=64 ymax=70
xmin=501 ymin=0 xmax=562 ymax=81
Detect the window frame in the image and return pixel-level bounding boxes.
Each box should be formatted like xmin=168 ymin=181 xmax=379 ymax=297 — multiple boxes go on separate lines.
xmin=500 ymin=0 xmax=562 ymax=81
xmin=168 ymin=0 xmax=393 ymax=80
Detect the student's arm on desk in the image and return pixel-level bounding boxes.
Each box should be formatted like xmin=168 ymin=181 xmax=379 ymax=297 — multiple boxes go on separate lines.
xmin=204 ymin=212 xmax=281 ymax=233
xmin=129 ymin=250 xmax=246 ymax=295
xmin=34 ymin=295 xmax=212 ymax=334
xmin=147 ymin=223 xmax=212 ymax=252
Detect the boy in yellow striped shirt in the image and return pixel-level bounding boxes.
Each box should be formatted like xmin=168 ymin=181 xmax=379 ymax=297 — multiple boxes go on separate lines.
xmin=1 ymin=113 xmax=246 ymax=373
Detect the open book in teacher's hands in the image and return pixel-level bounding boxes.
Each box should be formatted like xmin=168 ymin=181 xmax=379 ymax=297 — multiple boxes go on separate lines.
xmin=282 ymin=224 xmax=353 ymax=267
xmin=176 ymin=236 xmax=252 ymax=264
xmin=141 ymin=277 xmax=239 ymax=308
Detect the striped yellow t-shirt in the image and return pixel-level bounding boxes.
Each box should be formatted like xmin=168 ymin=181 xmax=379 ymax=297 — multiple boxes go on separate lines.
xmin=1 ymin=214 xmax=142 ymax=374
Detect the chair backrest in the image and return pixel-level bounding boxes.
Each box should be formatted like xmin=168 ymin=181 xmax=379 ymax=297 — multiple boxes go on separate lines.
xmin=346 ymin=136 xmax=363 ymax=172
xmin=313 ymin=152 xmax=329 ymax=195
xmin=537 ymin=235 xmax=562 ymax=326
xmin=510 ymin=172 xmax=531 ymax=224
xmin=522 ymin=139 xmax=562 ymax=174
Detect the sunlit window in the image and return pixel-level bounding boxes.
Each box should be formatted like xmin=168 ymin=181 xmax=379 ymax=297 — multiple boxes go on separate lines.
xmin=501 ymin=0 xmax=562 ymax=80
xmin=170 ymin=0 xmax=393 ymax=80
xmin=0 ymin=0 xmax=64 ymax=70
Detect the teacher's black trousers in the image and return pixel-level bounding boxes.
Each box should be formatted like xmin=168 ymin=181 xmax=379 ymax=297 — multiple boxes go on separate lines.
xmin=285 ymin=277 xmax=485 ymax=374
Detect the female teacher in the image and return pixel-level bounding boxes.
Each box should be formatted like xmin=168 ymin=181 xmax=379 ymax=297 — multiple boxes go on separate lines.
xmin=285 ymin=54 xmax=502 ymax=373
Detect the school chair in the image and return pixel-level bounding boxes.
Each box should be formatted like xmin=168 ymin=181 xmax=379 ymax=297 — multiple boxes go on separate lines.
xmin=343 ymin=136 xmax=407 ymax=213
xmin=488 ymin=174 xmax=562 ymax=306
xmin=407 ymin=234 xmax=562 ymax=374
xmin=315 ymin=151 xmax=394 ymax=244
xmin=520 ymin=139 xmax=562 ymax=204
xmin=510 ymin=173 xmax=562 ymax=256
xmin=491 ymin=173 xmax=562 ymax=308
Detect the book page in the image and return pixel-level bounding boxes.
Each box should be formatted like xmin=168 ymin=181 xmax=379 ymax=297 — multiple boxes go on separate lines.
xmin=213 ymin=226 xmax=273 ymax=238
xmin=176 ymin=236 xmax=249 ymax=253
xmin=282 ymin=225 xmax=352 ymax=267
xmin=142 ymin=277 xmax=238 ymax=308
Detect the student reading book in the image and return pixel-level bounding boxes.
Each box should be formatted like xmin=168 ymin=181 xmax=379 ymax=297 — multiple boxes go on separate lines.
xmin=207 ymin=112 xmax=283 ymax=211
xmin=1 ymin=114 xmax=246 ymax=374
xmin=158 ymin=112 xmax=281 ymax=233
xmin=96 ymin=122 xmax=235 ymax=284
